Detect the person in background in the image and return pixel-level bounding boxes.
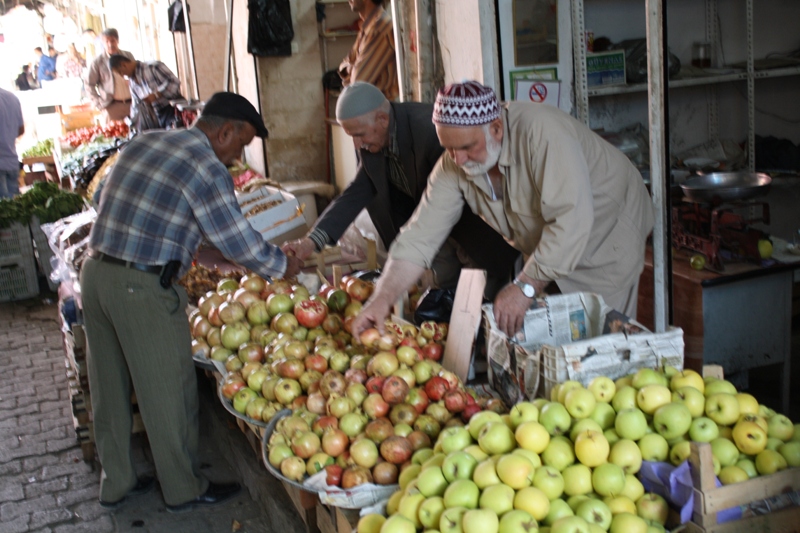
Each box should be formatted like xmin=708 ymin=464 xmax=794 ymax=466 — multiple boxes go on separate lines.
xmin=0 ymin=88 xmax=25 ymax=198
xmin=85 ymin=29 xmax=135 ymax=122
xmin=339 ymin=0 xmax=398 ymax=101
xmin=15 ymin=66 xmax=34 ymax=91
xmin=282 ymin=82 xmax=519 ymax=295
xmin=57 ymin=43 xmax=87 ymax=78
xmin=109 ymin=55 xmax=183 ymax=131
xmin=352 ymin=80 xmax=654 ymax=339
xmin=81 ymin=28 xmax=102 ymax=61
xmin=34 ymin=47 xmax=57 ymax=82
xmin=82 ymin=92 xmax=302 ymax=514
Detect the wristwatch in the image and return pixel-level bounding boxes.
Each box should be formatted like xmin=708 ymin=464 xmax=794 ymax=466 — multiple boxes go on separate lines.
xmin=513 ymin=278 xmax=536 ymax=298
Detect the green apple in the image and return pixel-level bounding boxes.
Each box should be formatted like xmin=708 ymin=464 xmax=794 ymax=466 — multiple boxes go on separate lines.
xmin=588 ymin=402 xmax=617 ymax=430
xmin=418 ymin=496 xmax=446 ymax=529
xmin=711 ymin=437 xmax=740 ymax=467
xmin=570 ymin=419 xmax=604 ymax=443
xmin=609 ymin=512 xmax=647 ymax=533
xmin=635 ymin=493 xmax=668 ymax=526
xmin=689 ymin=417 xmax=719 ymax=443
xmin=399 ymin=464 xmax=422 ymax=490
xmin=758 ymin=404 xmax=776 ymax=419
xmin=421 ymin=453 xmax=445 ymax=471
xmin=413 ymin=448 xmax=435 ymax=465
xmin=671 ymin=387 xmax=706 ymax=418
xmin=542 ymin=436 xmax=576 ymax=471
xmin=669 ymin=441 xmax=692 ymax=466
xmin=498 ymin=509 xmax=538 ymax=533
xmin=565 ymin=388 xmax=597 ymax=420
xmin=398 ymin=492 xmax=426 ymax=529
xmin=509 ymin=402 xmax=540 ymax=428
xmin=440 ymin=507 xmax=468 ymax=533
xmin=615 ymin=375 xmax=633 ymax=389
xmin=478 ymin=422 xmax=516 ymax=455
xmin=533 ymin=465 xmax=565 ymax=501
xmin=604 ymin=428 xmax=621 ymax=446
xmin=631 ymin=368 xmax=668 ymax=390
xmin=609 ymin=439 xmax=642 ymax=474
xmin=735 ymin=393 xmax=760 ymax=415
xmin=614 ymin=408 xmax=648 ymax=441
xmin=516 ymin=420 xmax=551 ymax=454
xmin=417 ymin=465 xmax=449 ymax=497
xmin=463 ymin=509 xmax=500 ymax=533
xmin=472 ymin=458 xmax=502 ymax=489
xmin=755 ymin=449 xmax=788 ymax=475
xmin=442 ymin=450 xmax=479 ymax=483
xmin=588 ymin=376 xmax=616 ymax=403
xmin=663 ymin=365 xmax=680 ymax=378
xmin=612 ymin=386 xmax=638 ymax=412
xmin=705 ymin=393 xmax=741 ymax=426
xmin=468 ymin=411 xmax=503 ymax=440
xmin=540 ymin=402 xmax=572 ymax=437
xmin=576 ymin=499 xmax=612 ymax=531
xmin=479 ymin=483 xmax=515 ymax=515
xmin=463 ymin=444 xmax=489 ymax=462
xmin=557 ymin=381 xmax=584 ymax=404
xmin=562 ymin=464 xmax=593 ymax=497
xmin=791 ymin=424 xmax=800 ymax=442
xmin=567 ymin=494 xmax=592 ymax=512
xmin=703 ymin=379 xmax=737 ymax=397
xmin=513 ymin=448 xmax=543 ymax=468
xmin=356 ymin=513 xmax=385 ymax=533
xmin=386 ymin=490 xmax=403 ymax=515
xmin=443 ymin=479 xmax=480 ymax=509
xmin=574 ymin=430 xmax=610 ymax=468
xmin=636 ymin=385 xmax=672 ymax=415
xmin=544 ymin=498 xmax=574 ymax=526
xmin=620 ymin=474 xmax=644 ymax=502
xmin=653 ymin=402 xmax=692 ymax=440
xmin=591 ymin=462 xmax=625 ymax=497
xmin=669 ymin=369 xmax=705 ymax=394
xmin=767 ymin=414 xmax=795 ymax=442
xmin=778 ymin=441 xmax=800 ymax=467
xmin=514 ymin=486 xmax=550 ymax=520
xmin=551 ymin=515 xmax=591 ymax=533
xmin=381 ymin=514 xmax=416 ymax=533
xmin=441 ymin=427 xmax=474 ymax=454
xmin=758 ymin=238 xmax=773 ymax=259
xmin=736 ymin=458 xmax=758 ymax=478
xmin=718 ymin=465 xmax=749 ymax=485
xmin=496 ymin=453 xmax=535 ymax=489
xmin=638 ymin=434 xmax=669 ymax=462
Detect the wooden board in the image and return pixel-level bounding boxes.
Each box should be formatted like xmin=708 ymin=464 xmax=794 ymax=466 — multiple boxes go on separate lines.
xmin=442 ymin=269 xmax=486 ymax=383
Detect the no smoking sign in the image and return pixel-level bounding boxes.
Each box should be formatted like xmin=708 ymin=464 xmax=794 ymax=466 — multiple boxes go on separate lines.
xmin=529 ymin=83 xmax=548 ymax=102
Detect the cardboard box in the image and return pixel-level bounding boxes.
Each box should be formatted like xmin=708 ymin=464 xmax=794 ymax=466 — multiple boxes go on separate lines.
xmin=587 ymin=51 xmax=626 ymax=87
xmin=238 ymin=186 xmax=308 ymax=244
xmin=484 ymin=292 xmax=684 ymax=405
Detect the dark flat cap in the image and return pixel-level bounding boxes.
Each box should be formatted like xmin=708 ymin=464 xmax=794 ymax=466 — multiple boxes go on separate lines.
xmin=201 ymin=92 xmax=269 ymax=138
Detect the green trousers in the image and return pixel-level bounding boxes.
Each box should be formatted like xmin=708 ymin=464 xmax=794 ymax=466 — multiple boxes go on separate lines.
xmin=81 ymin=257 xmax=209 ymax=505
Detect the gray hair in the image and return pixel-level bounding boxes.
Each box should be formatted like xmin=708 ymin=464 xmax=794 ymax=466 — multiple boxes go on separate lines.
xmin=195 ymin=114 xmax=247 ymax=132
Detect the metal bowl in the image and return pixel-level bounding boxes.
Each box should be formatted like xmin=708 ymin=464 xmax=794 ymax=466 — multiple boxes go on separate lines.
xmin=680 ymin=171 xmax=772 ymax=203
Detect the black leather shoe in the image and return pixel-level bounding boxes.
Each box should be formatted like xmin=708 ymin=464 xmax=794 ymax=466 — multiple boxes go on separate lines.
xmin=99 ymin=476 xmax=156 ymax=510
xmin=165 ymin=481 xmax=242 ymax=514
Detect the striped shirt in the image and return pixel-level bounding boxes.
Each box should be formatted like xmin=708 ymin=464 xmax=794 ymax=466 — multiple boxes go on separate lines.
xmin=339 ymin=6 xmax=399 ymax=101
xmin=128 ymin=60 xmax=183 ymax=129
xmin=89 ymin=127 xmax=287 ymax=279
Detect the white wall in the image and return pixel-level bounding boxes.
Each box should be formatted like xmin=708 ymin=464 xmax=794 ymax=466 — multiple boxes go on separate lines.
xmin=435 ymin=0 xmax=500 ymax=89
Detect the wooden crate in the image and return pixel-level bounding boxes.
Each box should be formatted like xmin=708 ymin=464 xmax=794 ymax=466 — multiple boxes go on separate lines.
xmin=685 ymin=442 xmax=800 ymax=533
xmin=317 ymin=504 xmax=359 ymax=533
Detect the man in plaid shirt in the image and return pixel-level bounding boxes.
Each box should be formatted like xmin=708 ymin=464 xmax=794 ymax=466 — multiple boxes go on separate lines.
xmin=110 ymin=54 xmax=183 ymax=130
xmin=83 ymin=92 xmax=302 ymax=513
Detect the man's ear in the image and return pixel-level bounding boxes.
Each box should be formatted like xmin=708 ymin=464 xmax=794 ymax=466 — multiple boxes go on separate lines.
xmin=217 ymin=122 xmax=235 ymax=144
xmin=489 ymin=118 xmax=503 ymax=142
xmin=375 ymin=111 xmax=390 ymax=129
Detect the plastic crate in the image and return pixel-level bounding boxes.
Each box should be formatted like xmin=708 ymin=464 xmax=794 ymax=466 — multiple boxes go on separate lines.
xmin=0 ymin=258 xmax=40 ymax=301
xmin=30 ymin=216 xmax=59 ymax=291
xmin=0 ymin=222 xmax=34 ymax=266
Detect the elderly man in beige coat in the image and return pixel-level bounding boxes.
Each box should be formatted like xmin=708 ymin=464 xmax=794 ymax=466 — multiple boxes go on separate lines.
xmin=85 ymin=28 xmax=135 ymax=122
xmin=353 ymin=80 xmax=654 ymax=338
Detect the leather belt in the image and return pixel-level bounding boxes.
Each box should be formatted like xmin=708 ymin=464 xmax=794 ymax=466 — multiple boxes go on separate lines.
xmin=111 ymin=99 xmax=132 ymax=104
xmin=88 ymin=250 xmax=163 ymax=274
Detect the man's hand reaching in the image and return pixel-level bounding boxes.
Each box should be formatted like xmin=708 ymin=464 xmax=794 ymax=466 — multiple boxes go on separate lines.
xmin=281 ymin=238 xmax=316 ymax=261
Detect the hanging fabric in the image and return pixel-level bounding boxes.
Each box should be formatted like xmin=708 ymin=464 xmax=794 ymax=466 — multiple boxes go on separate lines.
xmin=247 ymin=0 xmax=294 ymax=57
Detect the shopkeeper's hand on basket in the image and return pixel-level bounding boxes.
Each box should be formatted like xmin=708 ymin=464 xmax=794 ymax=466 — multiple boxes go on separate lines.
xmin=493 ymin=276 xmax=548 ymax=337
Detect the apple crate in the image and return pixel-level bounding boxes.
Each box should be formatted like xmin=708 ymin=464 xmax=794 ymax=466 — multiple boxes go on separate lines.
xmin=238 ymin=186 xmax=307 ymax=244
xmin=684 ymin=441 xmax=800 ymax=533
xmin=0 ymin=222 xmax=34 ymax=265
xmin=317 ymin=504 xmax=359 ymax=533
xmin=0 ymin=257 xmax=39 ymax=302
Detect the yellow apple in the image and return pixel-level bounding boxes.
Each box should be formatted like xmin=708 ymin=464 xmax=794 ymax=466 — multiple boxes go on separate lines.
xmin=670 ymin=369 xmax=704 ymax=394
xmin=513 ymin=486 xmax=550 ymax=521
xmin=574 ymin=430 xmax=610 ymax=467
xmin=718 ymin=465 xmax=749 ymax=485
xmin=603 ymin=495 xmax=636 ymax=516
xmin=732 ymin=420 xmax=768 ymax=455
xmin=735 ymin=393 xmax=759 ymax=415
xmin=636 ymin=385 xmax=672 ymax=415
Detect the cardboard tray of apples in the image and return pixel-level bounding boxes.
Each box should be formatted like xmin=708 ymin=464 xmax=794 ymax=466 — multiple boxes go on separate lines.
xmin=261 ymin=409 xmax=399 ymax=508
xmin=217 ymin=370 xmax=271 ymax=428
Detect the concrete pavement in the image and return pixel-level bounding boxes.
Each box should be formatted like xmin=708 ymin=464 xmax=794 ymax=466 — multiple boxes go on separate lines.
xmin=0 ymin=298 xmax=305 ymax=533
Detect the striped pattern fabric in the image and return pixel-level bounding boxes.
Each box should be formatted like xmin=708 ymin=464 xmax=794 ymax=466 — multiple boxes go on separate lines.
xmin=433 ymin=80 xmax=500 ymax=126
xmin=339 ymin=6 xmax=399 ymax=101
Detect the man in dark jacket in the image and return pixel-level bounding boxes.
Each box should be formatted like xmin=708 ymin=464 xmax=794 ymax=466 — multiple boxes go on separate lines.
xmin=282 ymin=82 xmax=519 ymax=294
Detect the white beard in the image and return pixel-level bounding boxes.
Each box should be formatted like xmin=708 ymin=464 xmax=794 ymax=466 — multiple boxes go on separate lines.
xmin=460 ymin=129 xmax=502 ymax=176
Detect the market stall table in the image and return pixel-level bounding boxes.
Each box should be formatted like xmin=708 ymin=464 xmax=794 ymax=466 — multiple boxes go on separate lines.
xmin=637 ymin=245 xmax=799 ymax=414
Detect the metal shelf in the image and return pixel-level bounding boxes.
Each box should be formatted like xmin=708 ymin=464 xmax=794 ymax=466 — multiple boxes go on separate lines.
xmin=320 ymin=30 xmax=359 ymax=39
xmin=586 ymin=65 xmax=800 ymax=97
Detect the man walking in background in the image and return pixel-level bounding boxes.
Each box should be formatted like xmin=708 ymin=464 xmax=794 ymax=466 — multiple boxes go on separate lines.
xmin=0 ymin=88 xmax=24 ymax=198
xmin=110 ymin=55 xmax=183 ymax=131
xmin=339 ymin=0 xmax=398 ymax=101
xmin=85 ymin=29 xmax=135 ymax=122
xmin=34 ymin=47 xmax=57 ymax=83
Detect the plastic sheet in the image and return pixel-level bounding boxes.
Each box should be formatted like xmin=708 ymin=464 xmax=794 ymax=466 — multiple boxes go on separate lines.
xmin=247 ymin=0 xmax=294 ymax=57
